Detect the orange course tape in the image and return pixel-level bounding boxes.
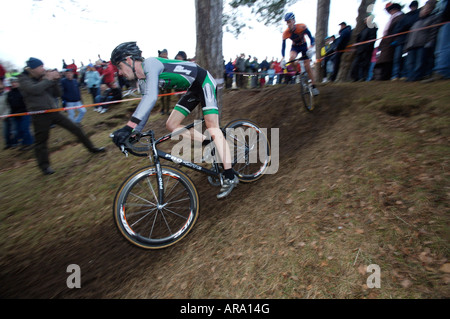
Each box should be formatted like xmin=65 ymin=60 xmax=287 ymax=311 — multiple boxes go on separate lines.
xmin=0 ymin=90 xmax=187 ymax=119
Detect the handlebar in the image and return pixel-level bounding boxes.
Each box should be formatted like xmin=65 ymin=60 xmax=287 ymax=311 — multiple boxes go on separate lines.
xmin=110 ymin=131 xmax=152 ymax=157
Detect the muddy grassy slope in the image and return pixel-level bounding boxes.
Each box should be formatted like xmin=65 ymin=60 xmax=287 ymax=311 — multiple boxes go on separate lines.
xmin=0 ymin=81 xmax=448 ymax=298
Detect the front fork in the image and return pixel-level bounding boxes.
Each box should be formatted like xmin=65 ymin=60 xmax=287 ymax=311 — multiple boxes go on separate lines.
xmin=148 ymin=131 xmax=165 ymax=205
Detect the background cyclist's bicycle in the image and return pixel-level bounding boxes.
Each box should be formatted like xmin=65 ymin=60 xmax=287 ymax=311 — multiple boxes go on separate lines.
xmin=286 ymin=59 xmax=316 ymax=112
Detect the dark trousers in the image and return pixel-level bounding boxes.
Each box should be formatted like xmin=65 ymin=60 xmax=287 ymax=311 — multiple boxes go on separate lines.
xmin=32 ymin=112 xmax=95 ymax=170
xmin=13 ymin=115 xmax=34 ymax=145
xmin=89 ymin=87 xmax=100 ymax=104
xmin=159 ymin=89 xmax=171 ymax=114
xmin=351 ymin=50 xmax=373 ymax=81
xmin=330 ymin=52 xmax=344 ymax=81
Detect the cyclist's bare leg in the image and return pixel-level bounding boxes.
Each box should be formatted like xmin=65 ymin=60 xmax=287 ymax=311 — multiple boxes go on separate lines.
xmin=166 ymin=111 xmax=232 ymax=170
xmin=290 ymin=51 xmax=316 ymax=86
xmin=289 ymin=50 xmax=300 ymax=71
xmin=303 ymin=58 xmax=316 ymax=85
xmin=166 ymin=110 xmax=206 ymax=143
xmin=204 ymin=114 xmax=232 ymax=170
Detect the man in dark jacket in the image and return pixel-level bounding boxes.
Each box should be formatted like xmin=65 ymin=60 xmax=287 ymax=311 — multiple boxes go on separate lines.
xmin=351 ymin=16 xmax=378 ymax=81
xmin=404 ymin=0 xmax=441 ymax=81
xmin=391 ymin=1 xmax=420 ymax=79
xmin=329 ymin=22 xmax=352 ymax=81
xmin=423 ymin=0 xmax=450 ymax=81
xmin=235 ymin=54 xmax=246 ymax=88
xmin=18 ymin=57 xmax=105 ymax=175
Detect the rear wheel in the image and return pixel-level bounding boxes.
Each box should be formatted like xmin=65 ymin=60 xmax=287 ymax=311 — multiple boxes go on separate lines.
xmin=223 ymin=119 xmax=271 ymax=183
xmin=113 ymin=165 xmax=199 ymax=249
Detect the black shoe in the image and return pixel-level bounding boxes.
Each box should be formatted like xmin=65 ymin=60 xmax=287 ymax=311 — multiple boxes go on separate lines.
xmin=42 ymin=167 xmax=55 ymax=175
xmin=90 ymin=147 xmax=106 ymax=154
xmin=217 ymin=175 xmax=239 ymax=199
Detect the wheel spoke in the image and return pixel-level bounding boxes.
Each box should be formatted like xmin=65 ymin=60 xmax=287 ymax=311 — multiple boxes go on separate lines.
xmin=115 ymin=167 xmax=198 ymax=249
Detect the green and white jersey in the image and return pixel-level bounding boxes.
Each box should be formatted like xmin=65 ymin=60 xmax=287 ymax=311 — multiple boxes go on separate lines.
xmin=131 ymin=57 xmax=218 ymax=132
xmin=155 ymin=57 xmax=197 ymax=90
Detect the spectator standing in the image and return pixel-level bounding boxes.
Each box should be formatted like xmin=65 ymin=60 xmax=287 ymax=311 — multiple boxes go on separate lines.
xmin=0 ymin=63 xmax=6 ymax=82
xmin=175 ymin=51 xmax=188 ymax=61
xmin=7 ymin=78 xmax=34 ymax=150
xmin=95 ymin=60 xmax=104 ymax=77
xmin=102 ymin=61 xmax=117 ymax=88
xmin=367 ymin=47 xmax=379 ymax=81
xmin=267 ymin=63 xmax=276 ymax=85
xmin=391 ymin=1 xmax=420 ymax=80
xmin=351 ymin=16 xmax=378 ymax=81
xmin=329 ymin=22 xmax=352 ymax=81
xmin=374 ymin=3 xmax=405 ymax=80
xmin=273 ymin=59 xmax=283 ymax=84
xmin=65 ymin=59 xmax=78 ymax=79
xmin=423 ymin=0 xmax=450 ymax=81
xmin=235 ymin=54 xmax=246 ymax=88
xmin=259 ymin=57 xmax=270 ymax=87
xmin=158 ymin=49 xmax=171 ymax=115
xmin=321 ymin=36 xmax=335 ymax=81
xmin=84 ymin=64 xmax=102 ymax=106
xmin=225 ymin=59 xmax=234 ymax=89
xmin=61 ymin=68 xmax=86 ymax=125
xmin=244 ymin=55 xmax=252 ymax=88
xmin=250 ymin=57 xmax=259 ymax=88
xmin=404 ymin=0 xmax=440 ymax=81
xmin=0 ymin=81 xmax=17 ymax=149
xmin=78 ymin=62 xmax=87 ymax=88
xmin=18 ymin=58 xmax=105 ymax=175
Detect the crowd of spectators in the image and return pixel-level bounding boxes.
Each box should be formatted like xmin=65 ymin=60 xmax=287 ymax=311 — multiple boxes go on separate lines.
xmin=0 ymin=0 xmax=448 ymax=162
xmin=322 ymin=0 xmax=449 ymax=83
xmin=222 ymin=0 xmax=449 ymax=88
xmin=372 ymin=1 xmax=449 ymax=82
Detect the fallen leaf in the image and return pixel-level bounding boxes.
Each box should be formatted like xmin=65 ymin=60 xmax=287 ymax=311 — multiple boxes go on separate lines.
xmin=418 ymin=251 xmax=434 ymax=264
xmin=439 ymin=263 xmax=450 ymax=273
xmin=357 ymin=265 xmax=366 ymax=275
xmin=400 ymin=279 xmax=413 ymax=288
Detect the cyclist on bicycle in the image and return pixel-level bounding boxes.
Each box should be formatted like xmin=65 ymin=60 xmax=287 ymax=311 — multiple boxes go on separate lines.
xmin=282 ymin=12 xmax=319 ymax=96
xmin=110 ymin=42 xmax=238 ymax=199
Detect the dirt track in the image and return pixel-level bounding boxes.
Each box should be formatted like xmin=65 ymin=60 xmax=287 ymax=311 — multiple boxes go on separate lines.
xmin=1 ymin=82 xmax=448 ymax=299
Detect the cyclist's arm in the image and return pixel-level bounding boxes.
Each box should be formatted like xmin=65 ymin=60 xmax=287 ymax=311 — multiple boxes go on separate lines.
xmin=281 ymin=39 xmax=287 ymax=59
xmin=305 ymin=28 xmax=315 ymax=47
xmin=128 ymin=58 xmax=164 ymax=132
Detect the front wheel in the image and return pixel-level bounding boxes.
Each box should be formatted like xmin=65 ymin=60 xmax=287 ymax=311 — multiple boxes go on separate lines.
xmin=223 ymin=119 xmax=271 ymax=183
xmin=300 ymin=75 xmax=314 ymax=112
xmin=113 ymin=165 xmax=199 ymax=249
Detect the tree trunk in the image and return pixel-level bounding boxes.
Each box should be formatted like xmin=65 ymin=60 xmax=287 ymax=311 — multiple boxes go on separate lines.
xmin=195 ymin=0 xmax=224 ymax=121
xmin=336 ymin=0 xmax=376 ymax=81
xmin=315 ymin=0 xmax=331 ymax=83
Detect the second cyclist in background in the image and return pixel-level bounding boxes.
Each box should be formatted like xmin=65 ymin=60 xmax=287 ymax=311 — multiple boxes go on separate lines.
xmin=281 ymin=12 xmax=319 ymax=96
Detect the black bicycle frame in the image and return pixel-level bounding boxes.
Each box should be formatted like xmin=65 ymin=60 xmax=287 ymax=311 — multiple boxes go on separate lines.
xmin=148 ymin=119 xmax=222 ymax=204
